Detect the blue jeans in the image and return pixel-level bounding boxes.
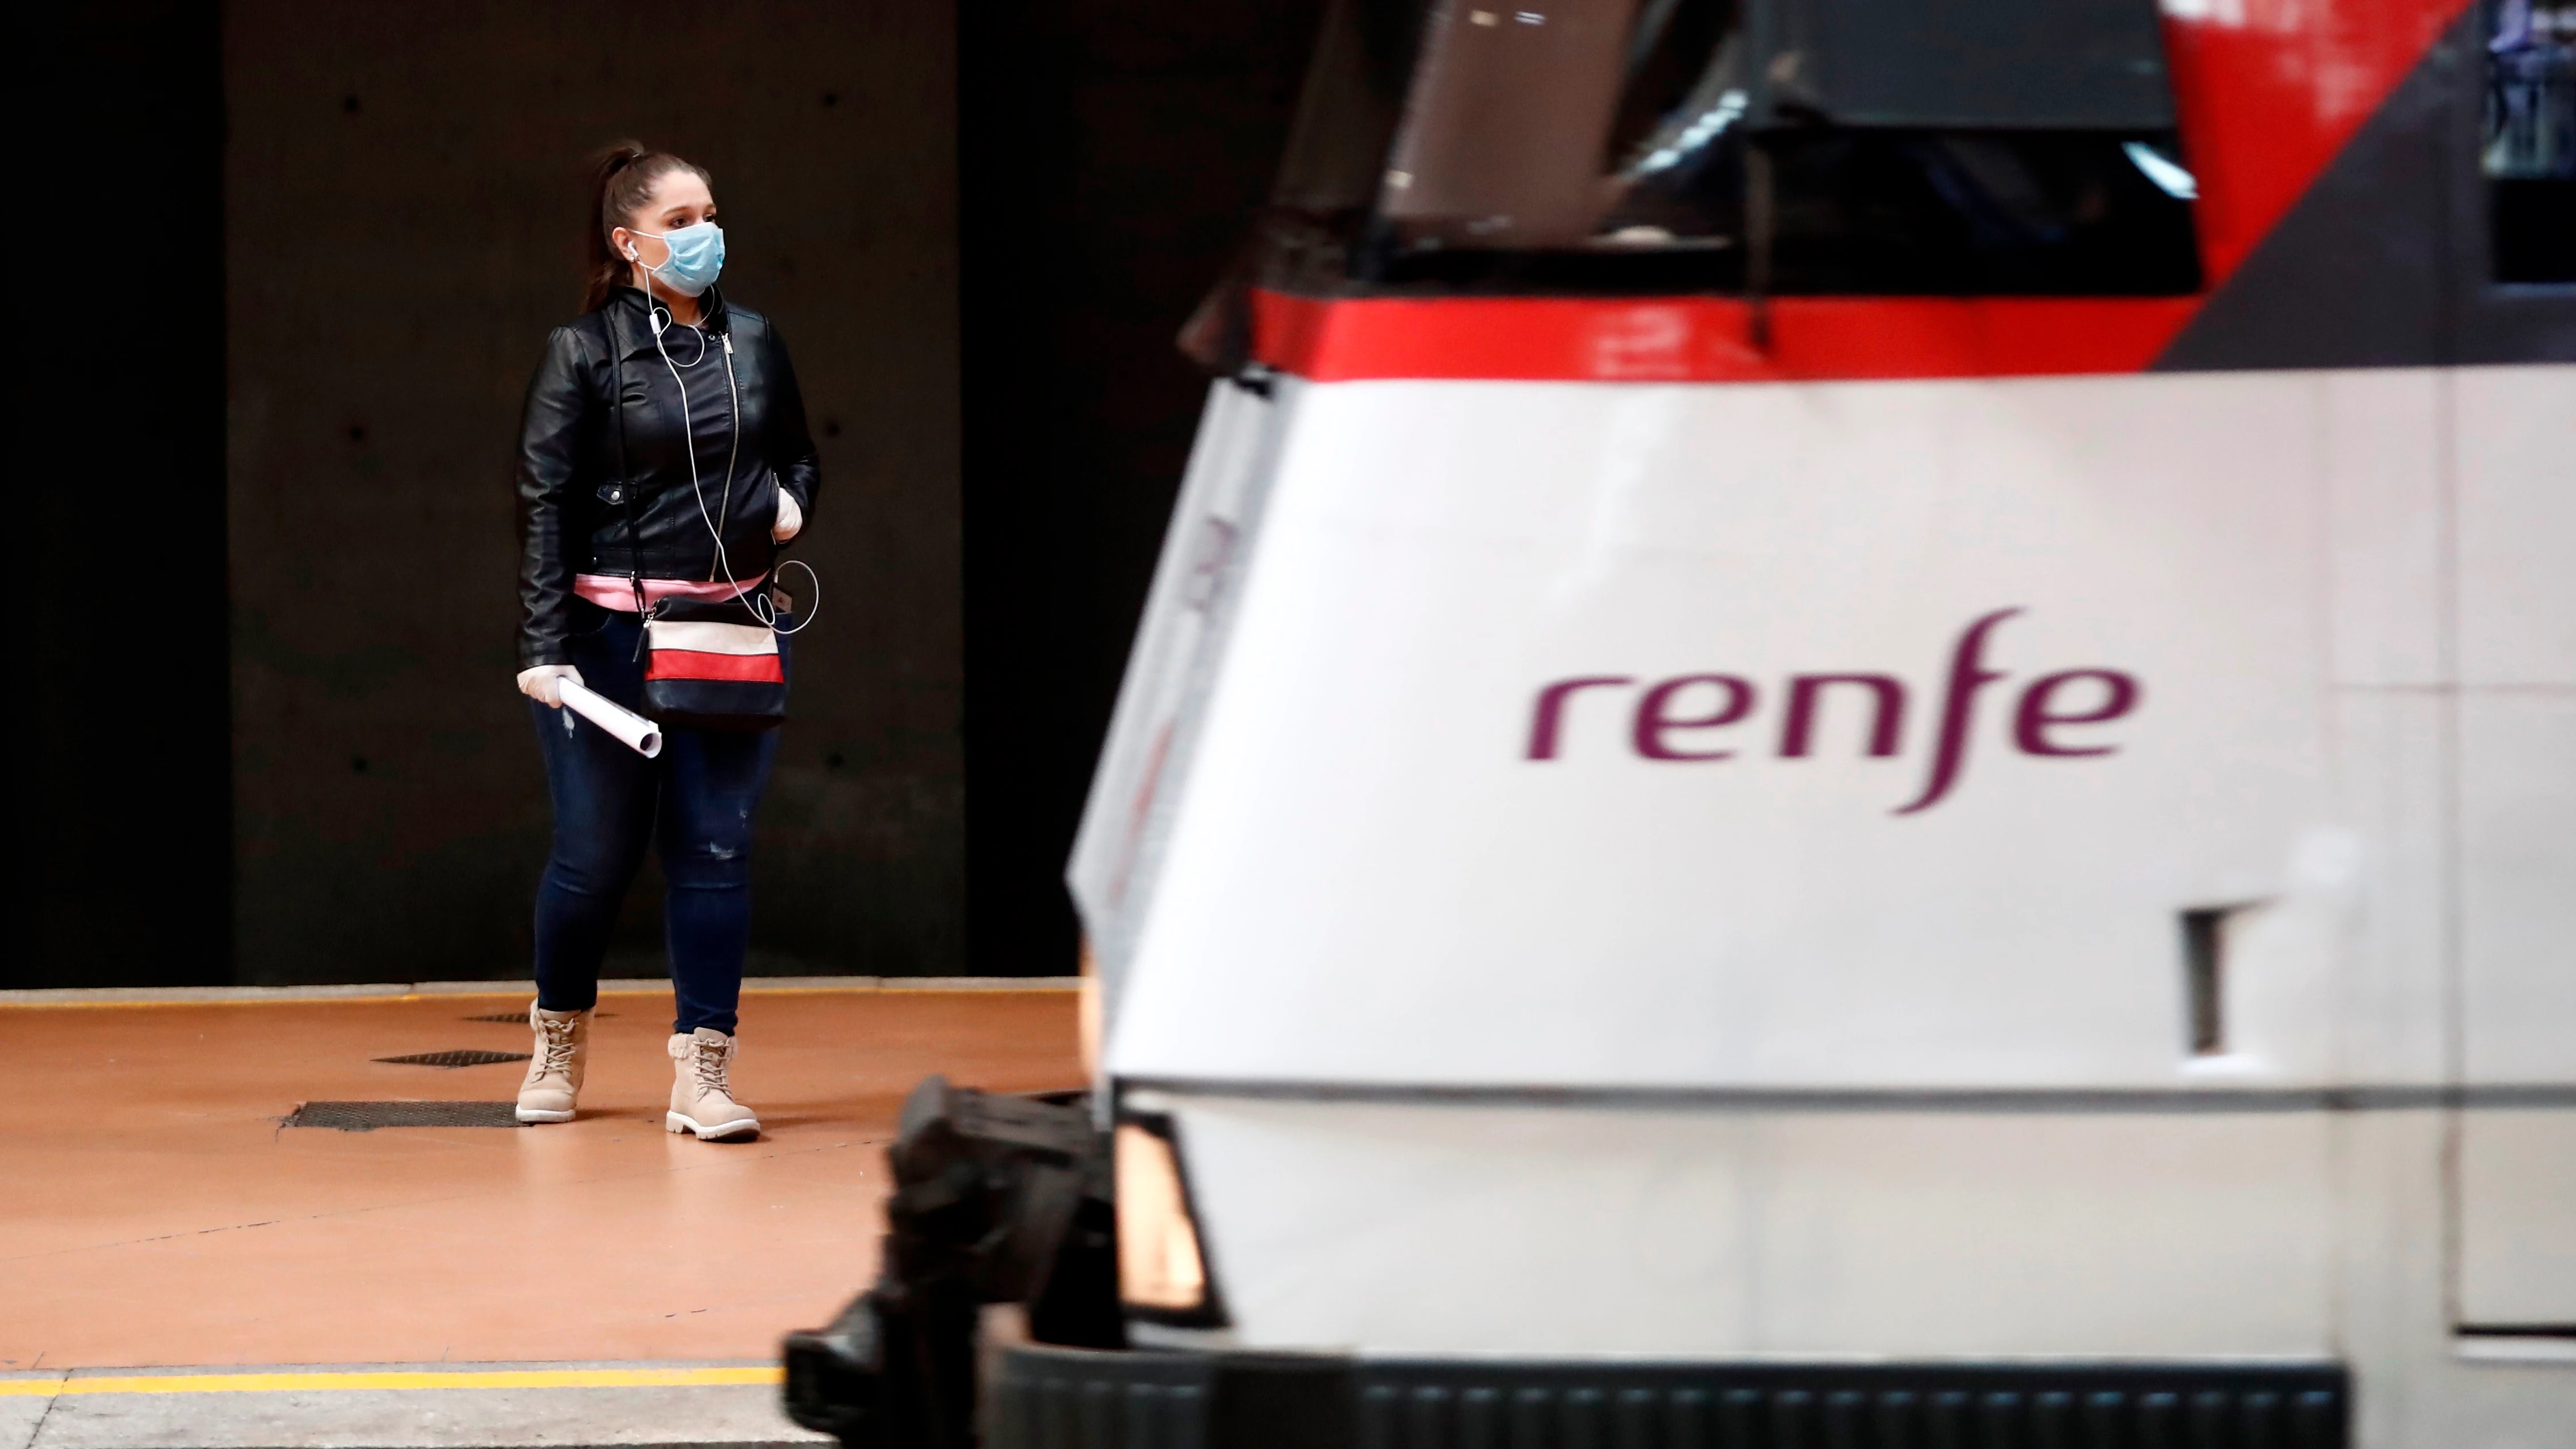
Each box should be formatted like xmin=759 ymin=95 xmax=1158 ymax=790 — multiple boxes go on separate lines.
xmin=529 ymin=604 xmax=782 ymax=1035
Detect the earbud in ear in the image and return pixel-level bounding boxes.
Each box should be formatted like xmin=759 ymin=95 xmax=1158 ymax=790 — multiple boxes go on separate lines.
xmin=624 ymin=244 xmax=639 ymax=261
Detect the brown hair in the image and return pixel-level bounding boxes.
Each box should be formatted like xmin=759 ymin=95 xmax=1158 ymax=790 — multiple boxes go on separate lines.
xmin=583 ymin=142 xmax=713 ymax=312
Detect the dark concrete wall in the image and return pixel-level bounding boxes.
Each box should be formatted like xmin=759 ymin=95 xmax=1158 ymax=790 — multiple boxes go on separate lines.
xmin=225 ymin=2 xmax=962 ymax=983
xmin=18 ymin=2 xmax=231 ymax=991
xmin=957 ymin=1 xmax=1321 ymax=976
xmin=21 ymin=1 xmax=1322 ymax=992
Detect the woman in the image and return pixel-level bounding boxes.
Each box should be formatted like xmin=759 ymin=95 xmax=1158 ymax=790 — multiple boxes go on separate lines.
xmin=509 ymin=144 xmax=819 ymax=1140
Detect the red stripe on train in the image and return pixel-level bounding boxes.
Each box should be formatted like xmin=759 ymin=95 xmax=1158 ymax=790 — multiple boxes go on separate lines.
xmin=646 ymin=650 xmax=786 ymax=684
xmin=1252 ymin=291 xmax=2200 ymax=384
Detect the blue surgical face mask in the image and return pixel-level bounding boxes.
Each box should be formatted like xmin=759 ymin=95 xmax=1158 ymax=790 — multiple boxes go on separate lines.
xmin=630 ymin=220 xmax=725 ymax=297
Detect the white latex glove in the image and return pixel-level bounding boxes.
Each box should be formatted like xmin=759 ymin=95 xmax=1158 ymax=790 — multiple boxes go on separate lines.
xmin=772 ymin=489 xmax=803 ymax=543
xmin=517 ymin=664 xmax=584 ymax=708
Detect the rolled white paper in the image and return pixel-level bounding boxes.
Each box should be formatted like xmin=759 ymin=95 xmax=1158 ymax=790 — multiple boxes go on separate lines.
xmin=557 ymin=678 xmax=663 ymax=758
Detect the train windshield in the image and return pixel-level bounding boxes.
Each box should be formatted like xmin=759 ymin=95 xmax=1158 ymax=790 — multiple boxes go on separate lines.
xmin=1268 ymin=0 xmax=2202 ymax=295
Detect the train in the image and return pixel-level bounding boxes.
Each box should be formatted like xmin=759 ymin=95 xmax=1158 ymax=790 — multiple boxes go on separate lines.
xmin=796 ymin=2 xmax=2573 ymax=1444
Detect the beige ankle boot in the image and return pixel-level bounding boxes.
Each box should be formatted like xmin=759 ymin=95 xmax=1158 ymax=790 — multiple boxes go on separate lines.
xmin=666 ymin=1028 xmax=760 ymax=1141
xmin=515 ymin=1003 xmax=591 ymax=1124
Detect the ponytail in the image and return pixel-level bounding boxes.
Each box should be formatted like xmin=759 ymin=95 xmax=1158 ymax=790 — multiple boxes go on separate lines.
xmin=582 ymin=142 xmax=712 ymax=312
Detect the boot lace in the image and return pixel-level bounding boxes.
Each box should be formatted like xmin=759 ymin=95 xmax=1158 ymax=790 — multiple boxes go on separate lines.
xmin=690 ymin=1037 xmax=733 ymax=1097
xmin=537 ymin=1016 xmax=580 ymax=1078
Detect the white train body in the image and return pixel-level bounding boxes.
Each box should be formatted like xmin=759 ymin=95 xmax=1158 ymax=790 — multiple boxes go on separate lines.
xmin=1059 ymin=1 xmax=2574 ymax=1443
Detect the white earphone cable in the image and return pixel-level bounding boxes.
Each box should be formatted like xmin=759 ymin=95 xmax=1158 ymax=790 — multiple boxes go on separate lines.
xmin=629 ymin=231 xmax=815 ymax=638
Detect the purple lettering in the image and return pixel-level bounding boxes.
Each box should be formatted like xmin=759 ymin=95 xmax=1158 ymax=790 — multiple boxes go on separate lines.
xmin=1527 ymin=676 xmax=1635 ymax=760
xmin=1526 ymin=607 xmax=2137 ymax=803
xmin=1892 ymin=607 xmax=2023 ymax=815
xmin=1632 ymin=675 xmax=1758 ymax=760
xmin=1780 ymin=674 xmax=1906 ymax=758
xmin=2013 ymin=669 xmax=2141 ymax=756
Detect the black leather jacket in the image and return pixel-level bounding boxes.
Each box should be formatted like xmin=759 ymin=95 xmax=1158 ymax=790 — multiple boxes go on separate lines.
xmin=515 ymin=285 xmax=820 ymax=666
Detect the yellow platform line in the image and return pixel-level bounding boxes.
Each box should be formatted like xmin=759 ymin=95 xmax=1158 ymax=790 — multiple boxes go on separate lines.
xmin=0 ymin=1366 xmax=782 ymax=1396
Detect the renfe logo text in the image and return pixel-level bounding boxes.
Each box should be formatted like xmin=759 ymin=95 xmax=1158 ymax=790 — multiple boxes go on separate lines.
xmin=1525 ymin=608 xmax=2141 ymax=815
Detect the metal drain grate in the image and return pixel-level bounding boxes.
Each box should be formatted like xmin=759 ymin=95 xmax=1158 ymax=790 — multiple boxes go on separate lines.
xmin=374 ymin=1049 xmax=531 ymax=1069
xmin=285 ymin=1100 xmax=523 ymax=1130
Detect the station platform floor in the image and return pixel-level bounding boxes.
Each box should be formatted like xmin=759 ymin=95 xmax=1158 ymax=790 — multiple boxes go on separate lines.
xmin=0 ymin=980 xmax=1083 ymax=1446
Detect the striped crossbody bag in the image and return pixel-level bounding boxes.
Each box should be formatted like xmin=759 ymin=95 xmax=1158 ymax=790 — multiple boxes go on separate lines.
xmin=607 ymin=325 xmax=788 ymax=732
